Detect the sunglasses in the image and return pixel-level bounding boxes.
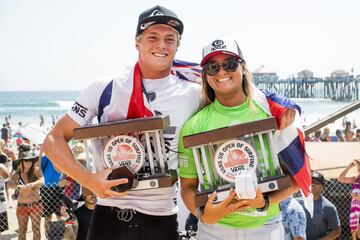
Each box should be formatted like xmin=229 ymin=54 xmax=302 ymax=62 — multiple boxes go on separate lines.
xmin=23 ymin=159 xmax=33 ymax=163
xmin=203 ymin=58 xmax=241 ymax=76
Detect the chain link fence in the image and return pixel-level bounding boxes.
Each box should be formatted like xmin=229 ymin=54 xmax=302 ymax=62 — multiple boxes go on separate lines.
xmin=0 ymin=177 xmax=356 ymax=239
xmin=0 ymin=181 xmax=81 ymax=240
xmin=323 ymin=178 xmax=352 ymax=240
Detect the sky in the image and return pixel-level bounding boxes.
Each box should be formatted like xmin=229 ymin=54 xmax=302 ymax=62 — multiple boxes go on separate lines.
xmin=0 ymin=0 xmax=359 ymax=91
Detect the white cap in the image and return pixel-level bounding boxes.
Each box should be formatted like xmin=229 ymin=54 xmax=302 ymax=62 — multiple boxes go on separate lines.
xmin=201 ymin=38 xmax=244 ymax=67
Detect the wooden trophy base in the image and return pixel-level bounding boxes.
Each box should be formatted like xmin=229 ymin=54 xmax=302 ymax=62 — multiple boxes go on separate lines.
xmin=132 ymin=169 xmax=178 ymax=191
xmin=194 ymin=174 xmax=291 ymax=207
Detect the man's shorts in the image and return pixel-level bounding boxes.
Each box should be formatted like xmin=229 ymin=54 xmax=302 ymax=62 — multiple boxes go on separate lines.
xmin=40 ymin=186 xmax=63 ymax=217
xmin=0 ymin=211 xmax=8 ymax=232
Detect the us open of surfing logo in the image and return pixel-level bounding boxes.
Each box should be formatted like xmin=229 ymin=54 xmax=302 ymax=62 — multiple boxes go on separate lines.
xmin=214 ymin=140 xmax=258 ymax=182
xmin=103 ymin=135 xmax=145 ymax=172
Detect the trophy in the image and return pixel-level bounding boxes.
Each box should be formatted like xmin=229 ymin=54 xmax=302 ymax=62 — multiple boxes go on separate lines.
xmin=182 ymin=117 xmax=291 ymax=207
xmin=73 ymin=115 xmax=177 ymax=191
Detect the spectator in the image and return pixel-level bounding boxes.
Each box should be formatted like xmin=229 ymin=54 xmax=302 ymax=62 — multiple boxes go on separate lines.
xmin=353 ymin=129 xmax=360 ymax=142
xmin=344 ymin=121 xmax=354 ymax=142
xmin=300 ymin=171 xmax=341 ymax=239
xmin=311 ymin=130 xmax=322 ymax=142
xmin=280 ymin=196 xmax=306 ymax=240
xmin=335 ymin=129 xmax=345 ymax=142
xmin=0 ymin=160 xmax=10 ymax=237
xmin=0 ymin=139 xmax=15 ymax=163
xmin=320 ymin=127 xmax=331 ymax=142
xmin=0 ymin=124 xmax=8 ymax=146
xmin=8 ymin=151 xmax=44 ymax=240
xmin=40 ymin=154 xmax=63 ymax=236
xmin=75 ymin=187 xmax=96 ymax=240
xmin=338 ymin=159 xmax=360 ymax=240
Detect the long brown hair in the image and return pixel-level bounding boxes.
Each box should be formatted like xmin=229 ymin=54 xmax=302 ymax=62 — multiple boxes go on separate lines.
xmin=200 ymin=62 xmax=254 ymax=110
xmin=16 ymin=158 xmax=38 ymax=182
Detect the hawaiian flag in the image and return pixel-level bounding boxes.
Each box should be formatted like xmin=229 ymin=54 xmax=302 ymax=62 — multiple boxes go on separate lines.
xmin=253 ymin=87 xmax=313 ymax=213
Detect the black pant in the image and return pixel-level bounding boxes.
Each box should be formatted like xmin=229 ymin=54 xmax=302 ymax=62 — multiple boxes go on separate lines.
xmin=86 ymin=205 xmax=178 ymax=240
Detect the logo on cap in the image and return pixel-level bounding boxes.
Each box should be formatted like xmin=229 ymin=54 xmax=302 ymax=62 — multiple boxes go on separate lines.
xmin=103 ymin=135 xmax=145 ymax=173
xmin=149 ymin=9 xmax=164 ymax=17
xmin=212 ymin=40 xmax=224 ymax=47
xmin=140 ymin=21 xmax=156 ymax=30
xmin=211 ymin=39 xmax=226 ymax=52
xmin=214 ymin=140 xmax=258 ymax=182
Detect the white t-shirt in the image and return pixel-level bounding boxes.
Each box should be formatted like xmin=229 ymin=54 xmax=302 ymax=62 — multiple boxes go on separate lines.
xmin=67 ymin=65 xmax=201 ymax=215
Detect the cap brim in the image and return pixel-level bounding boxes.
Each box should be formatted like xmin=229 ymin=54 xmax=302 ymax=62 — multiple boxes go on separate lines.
xmin=200 ymin=51 xmax=240 ymax=67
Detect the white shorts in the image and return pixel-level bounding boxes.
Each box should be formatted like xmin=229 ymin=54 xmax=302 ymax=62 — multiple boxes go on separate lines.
xmin=197 ymin=215 xmax=284 ymax=240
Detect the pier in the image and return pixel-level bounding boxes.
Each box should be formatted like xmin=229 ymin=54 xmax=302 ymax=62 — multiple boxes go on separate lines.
xmin=252 ymin=67 xmax=360 ymax=101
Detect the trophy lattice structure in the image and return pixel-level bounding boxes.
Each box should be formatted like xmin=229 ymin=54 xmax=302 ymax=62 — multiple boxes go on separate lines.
xmin=73 ymin=115 xmax=177 ymax=191
xmin=182 ymin=117 xmax=291 ymax=207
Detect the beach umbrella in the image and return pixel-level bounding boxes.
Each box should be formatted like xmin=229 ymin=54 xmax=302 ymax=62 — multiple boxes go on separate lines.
xmin=19 ymin=124 xmax=48 ymax=145
xmin=13 ymin=131 xmax=22 ymax=138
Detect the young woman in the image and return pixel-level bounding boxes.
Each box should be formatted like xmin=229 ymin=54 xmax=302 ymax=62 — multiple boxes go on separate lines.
xmin=8 ymin=151 xmax=43 ymax=240
xmin=338 ymin=159 xmax=360 ymax=240
xmin=179 ymin=38 xmax=303 ymax=240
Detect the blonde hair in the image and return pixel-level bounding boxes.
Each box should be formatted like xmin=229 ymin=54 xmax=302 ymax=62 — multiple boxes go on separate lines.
xmin=200 ymin=62 xmax=255 ymax=111
xmin=0 ymin=139 xmax=4 ymax=155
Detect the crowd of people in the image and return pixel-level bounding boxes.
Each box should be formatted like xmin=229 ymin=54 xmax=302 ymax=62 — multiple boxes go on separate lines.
xmin=0 ymin=136 xmax=96 ymax=240
xmin=307 ymin=119 xmax=360 ymax=142
xmin=1 ymin=4 xmax=360 ymax=240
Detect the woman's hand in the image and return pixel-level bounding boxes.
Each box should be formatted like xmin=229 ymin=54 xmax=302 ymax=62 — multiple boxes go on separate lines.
xmin=17 ymin=184 xmax=33 ymax=195
xmin=349 ymin=159 xmax=359 ymax=168
xmin=201 ymin=189 xmax=248 ymax=224
xmin=279 ymin=108 xmax=296 ymax=130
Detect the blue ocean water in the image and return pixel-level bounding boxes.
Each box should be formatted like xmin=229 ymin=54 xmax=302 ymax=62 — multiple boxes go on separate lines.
xmin=1 ymin=91 xmax=360 ymax=133
xmin=0 ymin=91 xmax=79 ymax=127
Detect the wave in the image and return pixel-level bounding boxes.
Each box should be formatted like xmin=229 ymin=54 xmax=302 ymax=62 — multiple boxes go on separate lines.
xmin=0 ymin=100 xmax=73 ymax=108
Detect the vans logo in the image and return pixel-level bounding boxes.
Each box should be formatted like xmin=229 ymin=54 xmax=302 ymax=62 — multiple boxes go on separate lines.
xmin=214 ymin=140 xmax=258 ymax=182
xmin=71 ymin=102 xmax=88 ymax=118
xmin=211 ymin=40 xmax=226 ymax=52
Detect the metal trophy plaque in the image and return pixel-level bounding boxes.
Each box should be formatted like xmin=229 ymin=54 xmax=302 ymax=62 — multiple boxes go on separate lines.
xmin=182 ymin=117 xmax=291 ymax=207
xmin=73 ymin=115 xmax=177 ymax=191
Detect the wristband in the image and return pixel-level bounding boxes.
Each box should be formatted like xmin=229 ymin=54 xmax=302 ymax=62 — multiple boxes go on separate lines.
xmin=195 ymin=207 xmax=204 ymax=222
xmin=256 ymin=194 xmax=270 ymax=212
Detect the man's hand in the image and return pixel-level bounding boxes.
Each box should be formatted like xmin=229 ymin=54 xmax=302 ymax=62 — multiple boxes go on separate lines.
xmin=86 ymin=168 xmax=129 ymax=198
xmin=279 ymin=108 xmax=296 ymax=130
xmin=201 ymin=189 xmax=248 ymax=224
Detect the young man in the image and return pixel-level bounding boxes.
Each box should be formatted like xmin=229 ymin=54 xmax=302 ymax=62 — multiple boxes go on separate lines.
xmin=301 ymin=171 xmax=341 ymax=239
xmin=74 ymin=188 xmax=97 ymax=240
xmin=43 ymin=5 xmax=201 ymax=240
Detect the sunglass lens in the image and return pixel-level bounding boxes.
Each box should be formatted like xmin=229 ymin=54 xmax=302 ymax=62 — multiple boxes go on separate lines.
xmin=204 ymin=62 xmax=220 ymax=76
xmin=223 ymin=59 xmax=239 ymax=72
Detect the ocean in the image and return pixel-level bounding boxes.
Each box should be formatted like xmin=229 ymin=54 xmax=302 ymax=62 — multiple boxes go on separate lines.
xmin=1 ymin=91 xmax=360 ymax=133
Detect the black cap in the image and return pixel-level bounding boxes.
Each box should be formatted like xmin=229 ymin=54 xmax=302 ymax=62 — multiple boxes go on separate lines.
xmin=312 ymin=171 xmax=325 ymax=186
xmin=136 ymin=5 xmax=183 ymax=37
